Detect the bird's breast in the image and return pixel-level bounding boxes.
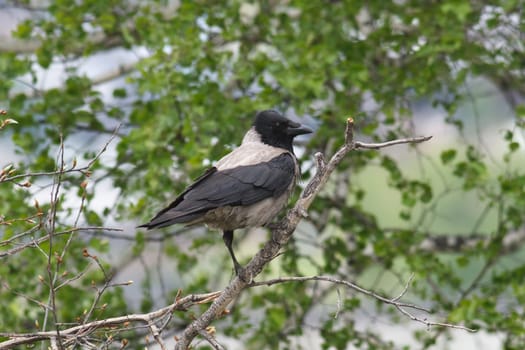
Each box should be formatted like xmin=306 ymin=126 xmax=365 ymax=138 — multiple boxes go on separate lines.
xmin=202 ymin=188 xmax=292 ymax=231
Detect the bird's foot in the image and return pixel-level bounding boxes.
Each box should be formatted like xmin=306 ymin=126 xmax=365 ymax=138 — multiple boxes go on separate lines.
xmin=266 ymin=222 xmax=285 ymax=231
xmin=235 ymin=264 xmax=253 ymax=283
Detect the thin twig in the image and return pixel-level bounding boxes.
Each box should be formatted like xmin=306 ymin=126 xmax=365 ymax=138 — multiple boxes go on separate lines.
xmin=249 ymin=275 xmax=429 ymax=313
xmin=55 ymin=263 xmax=94 ymax=290
xmin=81 ymin=252 xmax=115 ymax=324
xmin=391 ymin=273 xmax=415 ymax=302
xmin=44 ymin=134 xmax=65 ymax=349
xmin=334 ymin=288 xmax=342 ymax=319
xmin=0 ymin=124 xmax=121 ymax=184
xmin=0 ymin=227 xmax=123 ymax=258
xmin=354 ymin=136 xmax=432 ymax=150
xmin=198 ymin=329 xmax=225 ymax=350
xmin=2 ymin=283 xmax=51 ymax=311
xmin=149 ymin=323 xmax=167 ymax=350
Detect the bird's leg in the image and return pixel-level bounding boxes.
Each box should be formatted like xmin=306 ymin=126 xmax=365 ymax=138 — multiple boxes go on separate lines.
xmin=265 ymin=221 xmax=285 ymax=231
xmin=223 ymin=230 xmax=243 ymax=275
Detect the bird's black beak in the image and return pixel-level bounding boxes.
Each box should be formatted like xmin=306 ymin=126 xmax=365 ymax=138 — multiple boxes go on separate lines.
xmin=286 ymin=122 xmax=313 ymax=136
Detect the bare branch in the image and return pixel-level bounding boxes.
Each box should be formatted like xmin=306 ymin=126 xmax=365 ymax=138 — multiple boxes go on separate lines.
xmin=198 ymin=328 xmax=225 ymax=350
xmin=248 ymin=274 xmax=474 ymax=333
xmin=43 ymin=134 xmax=65 ymax=348
xmin=354 ymin=135 xmax=432 ymax=150
xmin=249 ymin=275 xmax=429 ymax=313
xmin=392 ymin=304 xmax=474 ymax=332
xmin=1 ymin=168 xmax=92 ymax=183
xmin=1 ymin=125 xmax=122 ymax=262
xmin=2 ymin=282 xmax=51 ymax=311
xmin=150 ymin=323 xmax=168 ymax=350
xmin=0 ymin=124 xmax=120 ymax=185
xmin=0 ymin=291 xmax=222 ymax=348
xmin=391 ymin=273 xmax=415 ymax=302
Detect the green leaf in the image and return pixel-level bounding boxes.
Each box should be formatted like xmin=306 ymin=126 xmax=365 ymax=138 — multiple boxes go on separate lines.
xmin=113 ymin=88 xmax=127 ymax=98
xmin=267 ymin=307 xmax=286 ymax=331
xmin=89 ymin=237 xmax=109 ymax=253
xmin=13 ymin=20 xmax=33 ymax=39
xmin=515 ymin=104 xmax=525 ymax=118
xmin=133 ymin=232 xmax=145 ymax=255
xmin=85 ymin=210 xmax=103 ymax=226
xmin=440 ymin=149 xmax=457 ymax=164
xmin=36 ymin=45 xmax=53 ymax=68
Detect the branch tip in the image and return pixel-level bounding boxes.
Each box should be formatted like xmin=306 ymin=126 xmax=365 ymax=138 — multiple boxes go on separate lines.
xmin=344 ymin=118 xmax=355 ymax=145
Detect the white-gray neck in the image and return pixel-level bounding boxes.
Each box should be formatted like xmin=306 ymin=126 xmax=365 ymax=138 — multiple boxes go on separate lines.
xmin=241 ymin=127 xmax=262 ymax=144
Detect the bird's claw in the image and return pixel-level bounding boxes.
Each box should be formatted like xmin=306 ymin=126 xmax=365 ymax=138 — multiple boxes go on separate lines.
xmin=266 ymin=222 xmax=284 ymax=231
xmin=236 ymin=265 xmax=253 ymax=283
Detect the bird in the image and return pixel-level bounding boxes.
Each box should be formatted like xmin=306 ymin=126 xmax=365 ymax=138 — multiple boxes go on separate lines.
xmin=138 ymin=110 xmax=312 ymax=275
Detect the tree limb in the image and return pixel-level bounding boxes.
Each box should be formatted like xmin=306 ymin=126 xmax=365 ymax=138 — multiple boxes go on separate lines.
xmin=173 ymin=118 xmax=435 ymax=349
xmin=0 ymin=291 xmax=222 ymax=348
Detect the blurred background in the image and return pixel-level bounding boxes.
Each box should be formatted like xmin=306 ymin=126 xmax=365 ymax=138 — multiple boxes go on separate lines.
xmin=1 ymin=0 xmax=524 ymax=349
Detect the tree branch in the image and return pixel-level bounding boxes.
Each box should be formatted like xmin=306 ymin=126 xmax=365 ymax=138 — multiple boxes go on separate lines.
xmin=0 ymin=291 xmax=222 ymax=348
xmin=354 ymin=136 xmax=432 ymax=150
xmin=249 ymin=274 xmax=427 ymax=312
xmin=248 ymin=275 xmax=475 ymax=332
xmin=0 ymin=124 xmax=120 ymax=185
xmin=173 ymin=118 xmax=435 ymax=349
xmin=0 ymin=226 xmax=124 ymax=258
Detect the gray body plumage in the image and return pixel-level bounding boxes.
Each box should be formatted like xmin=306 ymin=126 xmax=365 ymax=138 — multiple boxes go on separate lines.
xmin=141 ymin=127 xmax=299 ymax=230
xmin=200 ymin=128 xmax=298 ymax=230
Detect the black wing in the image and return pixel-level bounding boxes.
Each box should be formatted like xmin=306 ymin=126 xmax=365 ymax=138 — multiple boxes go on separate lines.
xmin=139 ymin=153 xmax=296 ymax=229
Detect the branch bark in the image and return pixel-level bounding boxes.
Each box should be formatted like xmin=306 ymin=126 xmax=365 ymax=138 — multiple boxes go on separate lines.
xmin=173 ymin=118 xmax=433 ymax=349
xmin=0 ymin=291 xmax=221 ymax=349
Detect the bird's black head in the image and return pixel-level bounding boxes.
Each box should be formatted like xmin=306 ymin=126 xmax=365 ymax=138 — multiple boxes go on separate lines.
xmin=253 ymin=110 xmax=313 ymax=152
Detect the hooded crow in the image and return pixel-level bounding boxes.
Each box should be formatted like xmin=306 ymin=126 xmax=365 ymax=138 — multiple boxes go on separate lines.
xmin=139 ymin=110 xmax=312 ymax=274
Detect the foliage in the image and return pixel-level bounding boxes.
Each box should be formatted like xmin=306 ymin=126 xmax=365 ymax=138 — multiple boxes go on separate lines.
xmin=1 ymin=0 xmax=524 ymax=349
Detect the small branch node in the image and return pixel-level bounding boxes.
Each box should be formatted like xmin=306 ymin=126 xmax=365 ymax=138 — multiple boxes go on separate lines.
xmin=344 ymin=117 xmax=355 ymax=145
